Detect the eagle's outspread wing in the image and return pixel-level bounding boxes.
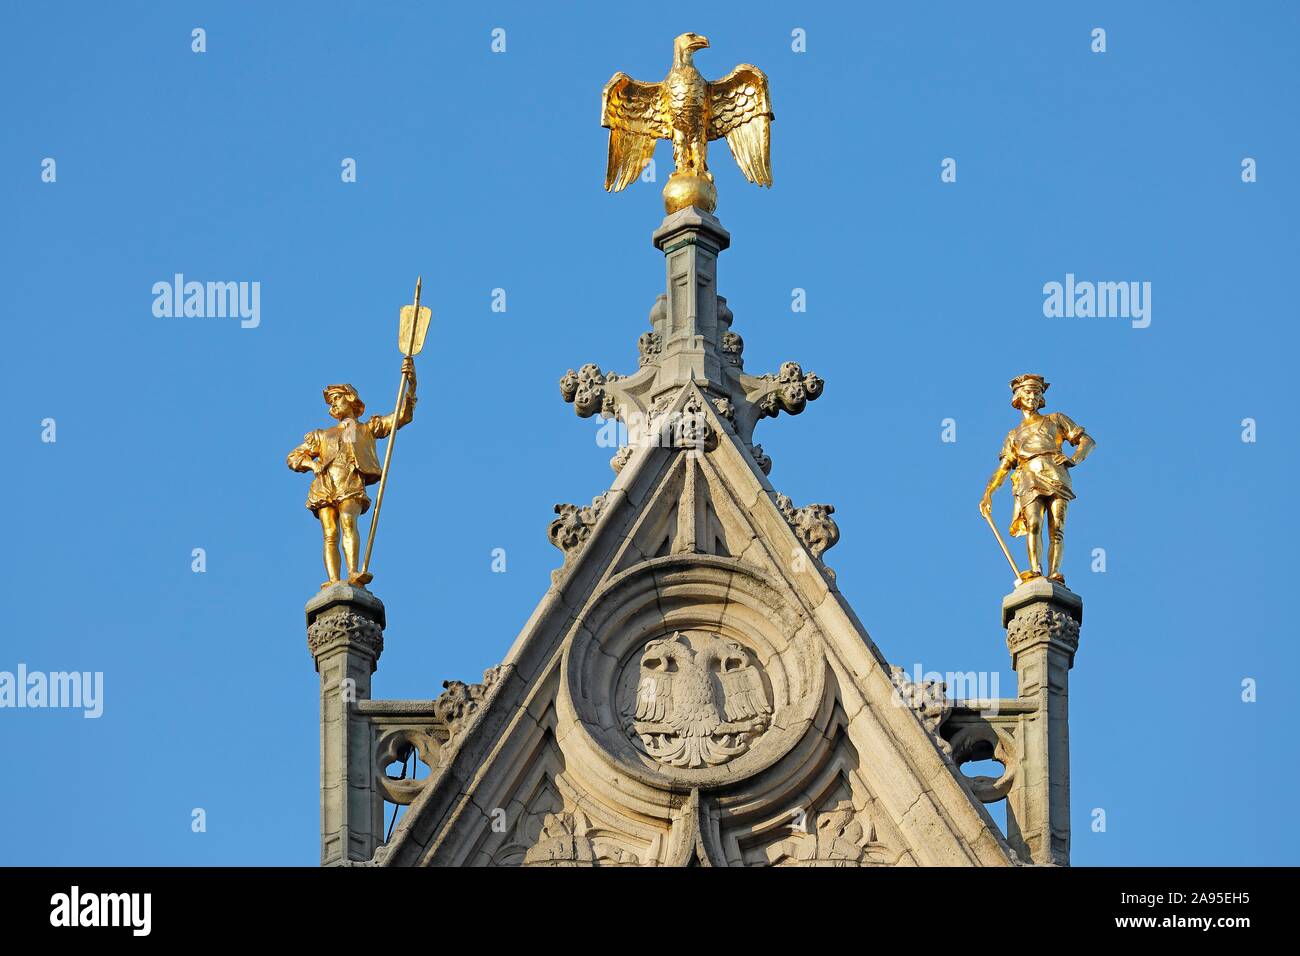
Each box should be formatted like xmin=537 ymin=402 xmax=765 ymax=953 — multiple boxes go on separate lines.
xmin=717 ymin=643 xmax=771 ymax=724
xmin=707 ymin=64 xmax=773 ymax=187
xmin=634 ymin=634 xmax=683 ymax=725
xmin=635 ymin=670 xmax=672 ymax=724
xmin=601 ymin=73 xmax=670 ymax=193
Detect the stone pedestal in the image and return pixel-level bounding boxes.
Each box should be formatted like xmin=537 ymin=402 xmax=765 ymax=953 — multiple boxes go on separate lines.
xmin=306 ymin=584 xmax=386 ymax=866
xmin=651 ymin=206 xmax=732 ymax=394
xmin=1001 ymin=578 xmax=1081 ymax=866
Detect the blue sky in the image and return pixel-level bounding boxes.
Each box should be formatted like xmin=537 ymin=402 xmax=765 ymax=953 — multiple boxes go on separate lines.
xmin=2 ymin=1 xmax=1296 ymax=865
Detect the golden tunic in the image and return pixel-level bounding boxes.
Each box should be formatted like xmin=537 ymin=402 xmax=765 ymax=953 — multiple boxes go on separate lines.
xmin=998 ymin=412 xmax=1087 ymax=537
xmin=286 ymin=394 xmax=416 ymax=515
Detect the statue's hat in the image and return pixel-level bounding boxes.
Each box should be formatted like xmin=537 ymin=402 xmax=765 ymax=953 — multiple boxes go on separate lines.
xmin=323 ymin=383 xmax=365 ymax=418
xmin=1009 ymin=374 xmax=1049 ymax=409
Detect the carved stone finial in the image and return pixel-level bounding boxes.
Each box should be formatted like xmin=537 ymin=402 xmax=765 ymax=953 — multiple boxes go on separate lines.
xmin=548 ymin=493 xmax=609 ymax=554
xmin=889 ymin=666 xmax=953 ymax=755
xmin=548 ymin=493 xmax=610 ymax=581
xmin=637 ymin=331 xmax=663 ymax=367
xmin=755 ymin=362 xmax=824 ymax=419
xmin=776 ymin=494 xmax=840 ymax=560
xmin=721 ymin=330 xmax=744 ymax=369
xmin=610 ymin=445 xmax=635 ymax=474
xmin=676 ymin=393 xmax=717 ymax=451
xmin=712 ymin=396 xmax=736 ymax=425
xmin=559 ymin=364 xmax=620 ymax=419
xmin=434 ymin=666 xmax=504 ymax=736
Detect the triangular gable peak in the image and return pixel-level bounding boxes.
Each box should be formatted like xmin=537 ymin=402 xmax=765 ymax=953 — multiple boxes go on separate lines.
xmin=352 ymin=208 xmax=1019 ymax=867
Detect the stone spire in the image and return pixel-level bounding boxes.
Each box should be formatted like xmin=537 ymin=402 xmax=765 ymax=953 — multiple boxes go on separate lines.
xmin=559 ymin=207 xmax=824 ymax=473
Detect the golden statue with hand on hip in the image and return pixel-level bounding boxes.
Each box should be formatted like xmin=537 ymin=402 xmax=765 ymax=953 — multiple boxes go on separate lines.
xmin=979 ymin=374 xmax=1095 ymax=587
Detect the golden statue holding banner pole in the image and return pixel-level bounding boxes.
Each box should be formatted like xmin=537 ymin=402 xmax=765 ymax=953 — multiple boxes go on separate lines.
xmin=979 ymin=374 xmax=1095 ymax=587
xmin=287 ymin=279 xmax=430 ymax=589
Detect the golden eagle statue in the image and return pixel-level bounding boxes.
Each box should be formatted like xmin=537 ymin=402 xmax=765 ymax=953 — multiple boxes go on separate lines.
xmin=601 ymin=32 xmax=773 ymax=215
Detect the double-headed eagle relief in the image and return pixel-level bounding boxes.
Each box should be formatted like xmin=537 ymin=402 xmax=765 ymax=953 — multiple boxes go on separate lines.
xmin=623 ymin=632 xmax=772 ymax=769
xmin=602 ymin=32 xmax=773 ymax=214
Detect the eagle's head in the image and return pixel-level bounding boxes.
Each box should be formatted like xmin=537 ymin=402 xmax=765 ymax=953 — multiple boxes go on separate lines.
xmin=642 ymin=632 xmax=690 ymax=673
xmin=673 ymin=32 xmax=710 ymax=63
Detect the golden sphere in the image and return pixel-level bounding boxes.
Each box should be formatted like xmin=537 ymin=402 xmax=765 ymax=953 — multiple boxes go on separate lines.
xmin=662 ymin=171 xmax=717 ymax=215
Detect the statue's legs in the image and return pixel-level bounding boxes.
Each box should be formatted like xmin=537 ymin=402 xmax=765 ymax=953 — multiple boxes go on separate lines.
xmin=339 ymin=498 xmax=364 ymax=579
xmin=319 ymin=505 xmax=342 ymax=586
xmin=1022 ymin=497 xmax=1047 ymax=576
xmin=671 ymin=130 xmax=710 ymax=178
xmin=1047 ymin=497 xmax=1069 ymax=583
xmin=692 ymin=139 xmax=710 ymax=179
xmin=672 ymin=130 xmax=691 ymax=172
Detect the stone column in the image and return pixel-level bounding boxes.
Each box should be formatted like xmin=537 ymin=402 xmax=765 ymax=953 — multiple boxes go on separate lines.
xmin=651 ymin=206 xmax=731 ymax=391
xmin=1001 ymin=578 xmax=1081 ymax=866
xmin=306 ymin=584 xmax=385 ymax=866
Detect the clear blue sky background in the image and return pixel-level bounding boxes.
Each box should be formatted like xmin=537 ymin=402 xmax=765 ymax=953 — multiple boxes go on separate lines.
xmin=2 ymin=1 xmax=1296 ymax=865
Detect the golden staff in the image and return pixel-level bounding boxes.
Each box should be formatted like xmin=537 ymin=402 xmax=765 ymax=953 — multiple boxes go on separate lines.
xmin=982 ymin=509 xmax=1023 ymax=580
xmin=360 ymin=277 xmax=430 ymax=580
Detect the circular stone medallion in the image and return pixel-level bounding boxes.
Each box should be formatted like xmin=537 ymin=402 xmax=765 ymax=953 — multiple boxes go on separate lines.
xmin=560 ymin=556 xmax=825 ymax=790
